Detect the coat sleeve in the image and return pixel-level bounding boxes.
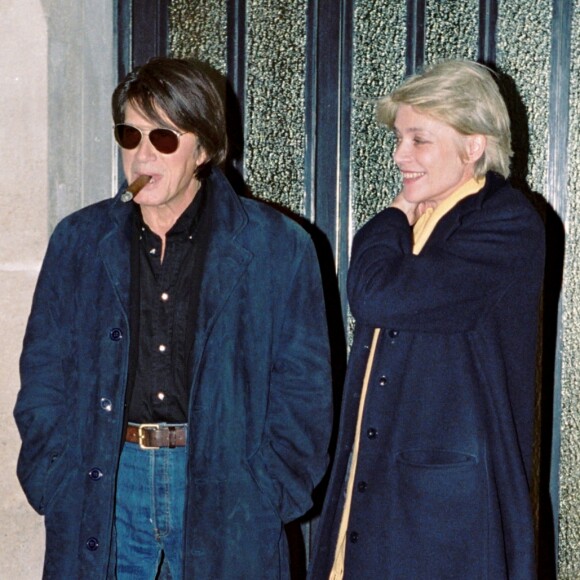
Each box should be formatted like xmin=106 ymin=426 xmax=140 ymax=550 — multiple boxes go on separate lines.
xmin=13 ymin=229 xmax=71 ymax=514
xmin=248 ymin=237 xmax=333 ymax=523
xmin=347 ymin=195 xmax=545 ymax=334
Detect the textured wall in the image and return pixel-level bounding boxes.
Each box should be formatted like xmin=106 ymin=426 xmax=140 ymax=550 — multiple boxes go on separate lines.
xmin=496 ymin=0 xmax=552 ymax=196
xmin=350 ymin=1 xmax=406 ymax=232
xmin=171 ymin=0 xmax=308 ymax=215
xmin=559 ymin=2 xmax=580 ymax=575
xmin=170 ymin=0 xmax=228 ymax=74
xmin=425 ymin=0 xmax=479 ymax=64
xmin=244 ymin=0 xmax=308 ymax=214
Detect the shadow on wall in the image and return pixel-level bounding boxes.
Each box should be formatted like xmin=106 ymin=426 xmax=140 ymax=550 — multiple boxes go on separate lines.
xmin=494 ymin=66 xmax=563 ymax=580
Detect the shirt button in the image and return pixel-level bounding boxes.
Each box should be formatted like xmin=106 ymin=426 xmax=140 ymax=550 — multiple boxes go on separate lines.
xmin=379 ymin=376 xmax=388 ymax=386
xmin=357 ymin=481 xmax=367 ymax=492
xmin=157 ymin=392 xmax=166 ymax=401
xmin=159 ymin=344 xmax=167 ymax=352
xmin=388 ymin=329 xmax=399 ymax=339
xmin=86 ymin=537 xmax=99 ymax=551
xmin=161 ymin=292 xmax=169 ymax=301
xmin=367 ymin=427 xmax=378 ymax=439
xmin=349 ymin=531 xmax=359 ymax=543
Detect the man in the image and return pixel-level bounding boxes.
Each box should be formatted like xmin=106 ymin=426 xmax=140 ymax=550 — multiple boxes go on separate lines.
xmin=14 ymin=57 xmax=332 ymax=579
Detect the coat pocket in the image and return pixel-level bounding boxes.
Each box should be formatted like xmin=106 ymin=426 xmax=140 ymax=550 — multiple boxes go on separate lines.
xmin=188 ymin=472 xmax=285 ymax=579
xmin=389 ymin=448 xmax=486 ymax=579
xmin=396 ymin=448 xmax=477 ymax=468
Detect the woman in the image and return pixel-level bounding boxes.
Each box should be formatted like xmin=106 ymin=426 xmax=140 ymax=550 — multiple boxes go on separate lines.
xmin=309 ymin=60 xmax=545 ymax=579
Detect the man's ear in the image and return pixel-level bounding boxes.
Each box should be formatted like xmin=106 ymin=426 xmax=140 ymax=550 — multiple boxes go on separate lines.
xmin=194 ymin=145 xmax=208 ymax=168
xmin=464 ymin=134 xmax=487 ymax=163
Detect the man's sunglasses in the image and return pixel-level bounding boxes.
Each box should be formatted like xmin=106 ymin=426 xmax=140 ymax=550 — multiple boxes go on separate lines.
xmin=114 ymin=123 xmax=188 ymax=155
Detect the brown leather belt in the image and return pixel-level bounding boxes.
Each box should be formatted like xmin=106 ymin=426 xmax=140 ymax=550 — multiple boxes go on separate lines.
xmin=125 ymin=423 xmax=187 ymax=449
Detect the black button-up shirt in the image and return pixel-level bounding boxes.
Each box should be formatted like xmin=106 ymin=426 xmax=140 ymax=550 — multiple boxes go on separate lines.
xmin=127 ymin=184 xmax=206 ymax=423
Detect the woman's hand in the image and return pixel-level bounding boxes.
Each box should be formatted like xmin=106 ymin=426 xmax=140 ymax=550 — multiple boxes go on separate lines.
xmin=390 ymin=192 xmax=436 ymax=226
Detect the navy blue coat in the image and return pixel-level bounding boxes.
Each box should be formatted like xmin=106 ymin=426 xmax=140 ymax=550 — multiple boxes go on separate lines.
xmin=308 ymin=173 xmax=545 ymax=579
xmin=14 ymin=168 xmax=332 ymax=579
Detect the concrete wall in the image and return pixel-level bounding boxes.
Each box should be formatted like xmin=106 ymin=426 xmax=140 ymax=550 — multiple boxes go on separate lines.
xmin=0 ymin=0 xmax=115 ymax=576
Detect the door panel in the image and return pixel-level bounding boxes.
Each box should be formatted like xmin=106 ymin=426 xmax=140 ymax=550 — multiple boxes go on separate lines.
xmin=118 ymin=0 xmax=580 ymax=576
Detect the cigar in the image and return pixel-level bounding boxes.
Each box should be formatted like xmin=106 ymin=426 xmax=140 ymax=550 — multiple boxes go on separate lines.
xmin=121 ymin=175 xmax=151 ymax=203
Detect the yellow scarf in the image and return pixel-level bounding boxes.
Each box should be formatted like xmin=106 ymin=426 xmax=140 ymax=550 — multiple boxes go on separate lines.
xmin=412 ymin=177 xmax=485 ymax=255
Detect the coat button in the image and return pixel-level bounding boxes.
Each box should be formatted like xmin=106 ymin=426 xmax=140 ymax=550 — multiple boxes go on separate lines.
xmin=378 ymin=375 xmax=388 ymax=386
xmin=367 ymin=427 xmax=378 ymax=439
xmin=349 ymin=531 xmax=359 ymax=543
xmin=86 ymin=537 xmax=99 ymax=551
xmin=388 ymin=329 xmax=399 ymax=339
xmin=100 ymin=398 xmax=112 ymax=412
xmin=88 ymin=468 xmax=103 ymax=481
xmin=357 ymin=481 xmax=368 ymax=492
xmin=109 ymin=328 xmax=123 ymax=341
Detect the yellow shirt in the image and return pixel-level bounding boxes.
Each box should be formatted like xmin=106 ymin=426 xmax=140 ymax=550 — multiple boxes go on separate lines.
xmin=412 ymin=177 xmax=486 ymax=254
xmin=328 ymin=176 xmax=485 ymax=579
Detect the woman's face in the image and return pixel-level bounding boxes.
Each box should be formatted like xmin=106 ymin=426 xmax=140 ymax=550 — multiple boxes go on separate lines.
xmin=393 ymin=104 xmax=479 ymax=207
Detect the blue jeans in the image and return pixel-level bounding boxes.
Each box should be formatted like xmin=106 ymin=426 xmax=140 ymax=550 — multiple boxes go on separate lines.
xmin=115 ymin=442 xmax=187 ymax=580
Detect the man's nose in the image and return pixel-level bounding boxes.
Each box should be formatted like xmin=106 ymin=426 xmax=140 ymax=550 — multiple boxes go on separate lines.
xmin=134 ymin=134 xmax=157 ymax=160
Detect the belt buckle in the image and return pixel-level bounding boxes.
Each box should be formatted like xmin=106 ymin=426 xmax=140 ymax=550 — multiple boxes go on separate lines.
xmin=138 ymin=423 xmax=160 ymax=450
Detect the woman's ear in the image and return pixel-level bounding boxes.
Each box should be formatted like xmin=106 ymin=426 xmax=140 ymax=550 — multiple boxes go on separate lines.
xmin=464 ymin=134 xmax=487 ymax=163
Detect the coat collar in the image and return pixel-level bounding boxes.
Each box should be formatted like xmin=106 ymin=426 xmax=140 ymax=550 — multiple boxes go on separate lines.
xmin=422 ymin=171 xmax=506 ymax=249
xmin=97 ymin=167 xmax=253 ymax=327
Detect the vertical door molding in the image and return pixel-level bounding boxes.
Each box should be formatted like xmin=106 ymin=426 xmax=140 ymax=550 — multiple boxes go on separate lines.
xmin=117 ymin=0 xmax=170 ymax=80
xmin=305 ymin=0 xmax=354 ymax=318
xmin=406 ymin=0 xmax=426 ymax=74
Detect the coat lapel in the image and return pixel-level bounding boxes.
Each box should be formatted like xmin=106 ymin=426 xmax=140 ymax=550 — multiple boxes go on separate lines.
xmin=421 ymin=173 xmax=496 ymax=250
xmin=195 ymin=238 xmax=252 ymax=340
xmin=187 ymin=170 xmax=253 ymax=383
xmin=98 ymin=197 xmax=133 ymax=317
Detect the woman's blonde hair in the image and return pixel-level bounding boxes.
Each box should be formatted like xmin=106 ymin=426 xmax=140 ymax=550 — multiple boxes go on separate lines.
xmin=376 ymin=60 xmax=512 ymax=178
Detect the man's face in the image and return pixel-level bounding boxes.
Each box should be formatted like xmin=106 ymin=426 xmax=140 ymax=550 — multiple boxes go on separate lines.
xmin=120 ymin=102 xmax=207 ymax=217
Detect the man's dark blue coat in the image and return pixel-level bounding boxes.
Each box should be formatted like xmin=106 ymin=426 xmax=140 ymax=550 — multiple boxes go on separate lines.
xmin=14 ymin=168 xmax=333 ymax=579
xmin=308 ymin=172 xmax=545 ymax=579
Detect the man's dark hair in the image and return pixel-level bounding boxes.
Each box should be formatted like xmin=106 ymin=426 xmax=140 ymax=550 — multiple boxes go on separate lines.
xmin=112 ymin=57 xmax=228 ymax=177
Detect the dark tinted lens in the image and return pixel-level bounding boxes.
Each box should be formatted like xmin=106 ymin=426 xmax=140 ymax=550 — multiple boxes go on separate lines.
xmin=149 ymin=128 xmax=180 ymax=154
xmin=114 ymin=124 xmax=142 ymax=149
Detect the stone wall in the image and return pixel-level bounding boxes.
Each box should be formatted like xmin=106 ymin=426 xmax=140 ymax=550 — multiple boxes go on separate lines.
xmin=0 ymin=1 xmax=115 ymax=576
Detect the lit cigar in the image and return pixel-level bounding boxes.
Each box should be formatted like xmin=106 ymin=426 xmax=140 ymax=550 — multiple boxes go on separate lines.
xmin=121 ymin=175 xmax=151 ymax=203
